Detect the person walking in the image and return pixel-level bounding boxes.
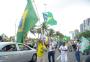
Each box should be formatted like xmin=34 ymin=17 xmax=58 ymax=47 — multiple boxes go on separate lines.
xmin=75 ymin=41 xmax=80 ymax=62
xmin=59 ymin=42 xmax=68 ymax=62
xmin=48 ymin=38 xmax=56 ymax=62
xmin=37 ymin=39 xmax=46 ymax=62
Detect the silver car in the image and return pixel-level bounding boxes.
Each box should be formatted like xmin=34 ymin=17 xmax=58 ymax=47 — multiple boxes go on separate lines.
xmin=0 ymin=42 xmax=37 ymax=62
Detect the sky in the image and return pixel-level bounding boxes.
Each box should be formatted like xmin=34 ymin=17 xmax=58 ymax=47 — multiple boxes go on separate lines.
xmin=0 ymin=0 xmax=90 ymax=37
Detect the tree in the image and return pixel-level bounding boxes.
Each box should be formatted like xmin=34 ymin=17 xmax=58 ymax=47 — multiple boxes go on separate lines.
xmin=76 ymin=30 xmax=90 ymax=39
xmin=41 ymin=22 xmax=48 ymax=34
xmin=55 ymin=31 xmax=64 ymax=41
xmin=48 ymin=29 xmax=55 ymax=37
xmin=36 ymin=28 xmax=41 ymax=34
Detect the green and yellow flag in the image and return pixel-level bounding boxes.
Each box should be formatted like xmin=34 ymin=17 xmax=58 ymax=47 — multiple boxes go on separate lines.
xmin=43 ymin=12 xmax=57 ymax=25
xmin=63 ymin=36 xmax=70 ymax=42
xmin=17 ymin=0 xmax=38 ymax=43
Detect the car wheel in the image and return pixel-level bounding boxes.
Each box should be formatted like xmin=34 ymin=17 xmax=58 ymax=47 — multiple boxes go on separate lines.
xmin=31 ymin=54 xmax=37 ymax=62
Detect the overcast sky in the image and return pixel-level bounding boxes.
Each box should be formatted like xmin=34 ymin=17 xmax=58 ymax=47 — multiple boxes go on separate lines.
xmin=0 ymin=0 xmax=90 ymax=37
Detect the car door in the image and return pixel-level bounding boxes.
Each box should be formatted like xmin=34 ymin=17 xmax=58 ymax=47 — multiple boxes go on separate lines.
xmin=1 ymin=44 xmax=22 ymax=62
xmin=18 ymin=44 xmax=34 ymax=62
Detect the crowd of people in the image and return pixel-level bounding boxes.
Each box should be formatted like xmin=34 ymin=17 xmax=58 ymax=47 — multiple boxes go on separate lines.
xmin=34 ymin=37 xmax=81 ymax=62
xmin=24 ymin=36 xmax=90 ymax=62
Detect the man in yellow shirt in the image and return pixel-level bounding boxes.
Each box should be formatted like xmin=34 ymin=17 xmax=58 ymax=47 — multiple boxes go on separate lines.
xmin=37 ymin=39 xmax=46 ymax=62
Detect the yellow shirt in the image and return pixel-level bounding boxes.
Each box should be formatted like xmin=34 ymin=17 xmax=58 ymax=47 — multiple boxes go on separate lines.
xmin=37 ymin=42 xmax=46 ymax=57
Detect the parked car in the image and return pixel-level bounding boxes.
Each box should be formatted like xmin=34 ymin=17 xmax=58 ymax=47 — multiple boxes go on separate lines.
xmin=0 ymin=42 xmax=37 ymax=62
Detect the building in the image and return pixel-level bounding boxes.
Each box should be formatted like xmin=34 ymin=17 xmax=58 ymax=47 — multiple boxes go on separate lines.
xmin=70 ymin=29 xmax=79 ymax=40
xmin=69 ymin=31 xmax=75 ymax=40
xmin=84 ymin=18 xmax=90 ymax=31
xmin=80 ymin=23 xmax=84 ymax=32
xmin=74 ymin=29 xmax=79 ymax=35
xmin=74 ymin=29 xmax=79 ymax=40
xmin=80 ymin=18 xmax=90 ymax=32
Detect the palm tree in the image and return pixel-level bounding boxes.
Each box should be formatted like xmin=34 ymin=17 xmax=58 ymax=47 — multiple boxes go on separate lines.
xmin=48 ymin=29 xmax=55 ymax=37
xmin=41 ymin=22 xmax=48 ymax=35
xmin=55 ymin=31 xmax=64 ymax=41
xmin=36 ymin=28 xmax=41 ymax=38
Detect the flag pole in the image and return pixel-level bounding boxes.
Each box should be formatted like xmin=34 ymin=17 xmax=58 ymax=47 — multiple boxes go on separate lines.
xmin=15 ymin=18 xmax=17 ymax=42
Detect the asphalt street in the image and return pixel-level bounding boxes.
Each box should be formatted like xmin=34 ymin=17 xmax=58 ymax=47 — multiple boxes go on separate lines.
xmin=44 ymin=49 xmax=89 ymax=62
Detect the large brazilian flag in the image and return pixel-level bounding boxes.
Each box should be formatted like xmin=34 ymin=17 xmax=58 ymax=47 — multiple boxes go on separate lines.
xmin=17 ymin=0 xmax=38 ymax=43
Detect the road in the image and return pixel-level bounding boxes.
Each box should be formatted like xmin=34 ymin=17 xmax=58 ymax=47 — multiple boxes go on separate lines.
xmin=44 ymin=49 xmax=89 ymax=62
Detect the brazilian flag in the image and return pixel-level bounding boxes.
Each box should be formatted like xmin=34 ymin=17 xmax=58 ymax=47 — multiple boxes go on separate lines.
xmin=17 ymin=0 xmax=38 ymax=43
xmin=43 ymin=12 xmax=57 ymax=25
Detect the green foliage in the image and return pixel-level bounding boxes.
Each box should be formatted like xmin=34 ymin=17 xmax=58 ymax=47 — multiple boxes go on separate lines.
xmin=54 ymin=31 xmax=64 ymax=41
xmin=41 ymin=22 xmax=48 ymax=34
xmin=48 ymin=29 xmax=55 ymax=37
xmin=63 ymin=36 xmax=70 ymax=42
xmin=76 ymin=30 xmax=90 ymax=39
xmin=56 ymin=31 xmax=64 ymax=39
xmin=37 ymin=28 xmax=41 ymax=34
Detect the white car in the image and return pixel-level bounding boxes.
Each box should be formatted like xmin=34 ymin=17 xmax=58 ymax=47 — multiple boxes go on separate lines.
xmin=0 ymin=42 xmax=37 ymax=62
